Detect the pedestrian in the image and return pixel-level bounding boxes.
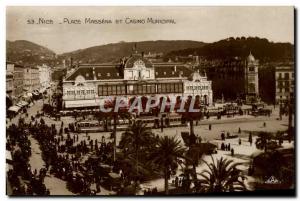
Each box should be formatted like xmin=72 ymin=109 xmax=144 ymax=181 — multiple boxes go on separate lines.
xmin=224 ymin=144 xmax=228 ymax=151
xmin=231 ymin=148 xmax=234 ymax=156
xmin=221 ymin=133 xmax=225 ymax=141
xmin=263 ymin=122 xmax=266 ymax=127
xmin=96 ymin=182 xmax=101 ymax=193
xmin=238 ymin=127 xmax=241 ymax=133
xmin=196 ymin=135 xmax=199 ymax=144
xmin=221 ymin=143 xmax=225 ymax=150
xmin=209 ymin=124 xmax=212 ymax=130
xmin=198 ymin=136 xmax=202 ymax=144
xmin=239 ymin=138 xmax=242 ymax=145
xmin=175 ymin=176 xmax=179 ymax=188
xmin=228 ymin=143 xmax=231 ymax=151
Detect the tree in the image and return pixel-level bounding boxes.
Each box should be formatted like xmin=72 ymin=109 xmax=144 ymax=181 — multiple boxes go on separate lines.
xmin=252 ymin=148 xmax=294 ymax=189
xmin=150 ymin=136 xmax=186 ymax=195
xmin=120 ymin=121 xmax=155 ymax=183
xmin=198 ymin=156 xmax=247 ymax=192
xmin=178 ymin=96 xmax=202 ymax=136
xmin=104 ymin=98 xmax=132 ymax=161
xmin=255 ymin=132 xmax=273 ymax=152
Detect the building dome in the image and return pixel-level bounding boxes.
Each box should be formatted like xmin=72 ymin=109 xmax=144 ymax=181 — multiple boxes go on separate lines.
xmin=247 ymin=51 xmax=255 ymax=62
xmin=124 ymin=54 xmax=153 ymax=68
xmin=188 ymin=71 xmax=206 ymax=81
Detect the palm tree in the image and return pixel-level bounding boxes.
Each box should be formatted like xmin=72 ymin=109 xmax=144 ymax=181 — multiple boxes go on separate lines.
xmin=198 ymin=156 xmax=247 ymax=192
xmin=255 ymin=132 xmax=273 ymax=152
xmin=150 ymin=136 xmax=186 ymax=195
xmin=120 ymin=121 xmax=154 ymax=182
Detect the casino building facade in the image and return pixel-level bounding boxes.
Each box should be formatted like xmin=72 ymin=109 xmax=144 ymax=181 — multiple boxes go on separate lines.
xmin=62 ymin=51 xmax=213 ymax=109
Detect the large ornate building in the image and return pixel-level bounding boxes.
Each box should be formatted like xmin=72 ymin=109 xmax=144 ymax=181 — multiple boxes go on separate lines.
xmin=62 ymin=51 xmax=213 ymax=109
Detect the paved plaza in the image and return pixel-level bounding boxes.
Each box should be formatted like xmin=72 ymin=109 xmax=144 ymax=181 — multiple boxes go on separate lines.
xmin=6 ymin=94 xmax=292 ymax=195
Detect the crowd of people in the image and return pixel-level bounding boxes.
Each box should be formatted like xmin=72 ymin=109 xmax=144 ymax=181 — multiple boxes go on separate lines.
xmin=6 ymin=118 xmax=49 ymax=195
xmin=6 ymin=105 xmax=125 ymax=196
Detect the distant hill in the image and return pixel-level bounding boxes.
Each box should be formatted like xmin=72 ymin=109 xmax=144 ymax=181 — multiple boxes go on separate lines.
xmin=164 ymin=37 xmax=294 ymax=63
xmin=59 ymin=40 xmax=206 ymax=64
xmin=6 ymin=38 xmax=293 ymax=67
xmin=7 ymin=40 xmax=56 ymax=66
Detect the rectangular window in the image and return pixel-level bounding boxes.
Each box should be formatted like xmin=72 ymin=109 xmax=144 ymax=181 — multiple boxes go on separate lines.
xmin=179 ymin=83 xmax=183 ymax=92
xmin=107 ymin=85 xmax=113 ymax=95
xmin=285 ymin=81 xmax=290 ymax=87
xmin=146 ymin=85 xmax=152 ymax=94
xmin=143 ymin=85 xmax=148 ymax=94
xmin=157 ymin=83 xmax=162 ymax=93
xmin=121 ymin=85 xmax=126 ymax=95
xmin=249 ymin=67 xmax=254 ymax=72
xmin=174 ymin=83 xmax=179 ymax=93
xmin=284 ymin=73 xmax=289 ymax=79
xmin=98 ymin=86 xmax=103 ymax=96
xmin=111 ymin=85 xmax=117 ymax=95
xmin=138 ymin=85 xmax=143 ymax=94
xmin=161 ymin=83 xmax=167 ymax=93
xmin=145 ymin=70 xmax=150 ymax=78
xmin=133 ymin=84 xmax=138 ymax=94
xmin=102 ymin=86 xmax=108 ymax=96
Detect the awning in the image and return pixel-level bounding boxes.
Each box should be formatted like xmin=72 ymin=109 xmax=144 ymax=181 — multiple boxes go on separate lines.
xmin=16 ymin=103 xmax=23 ymax=108
xmin=8 ymin=105 xmax=21 ymax=112
xmin=18 ymin=101 xmax=29 ymax=106
xmin=39 ymin=88 xmax=46 ymax=93
xmin=241 ymin=105 xmax=252 ymax=110
xmin=6 ymin=150 xmax=12 ymax=161
xmin=65 ymin=99 xmax=102 ymax=108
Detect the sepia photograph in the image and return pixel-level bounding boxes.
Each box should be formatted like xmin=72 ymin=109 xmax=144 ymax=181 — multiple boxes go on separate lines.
xmin=5 ymin=6 xmax=295 ymax=196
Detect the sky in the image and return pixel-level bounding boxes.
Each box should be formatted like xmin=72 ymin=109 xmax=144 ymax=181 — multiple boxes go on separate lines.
xmin=6 ymin=6 xmax=294 ymax=54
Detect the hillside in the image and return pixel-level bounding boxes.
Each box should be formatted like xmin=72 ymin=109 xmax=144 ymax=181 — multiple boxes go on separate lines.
xmin=7 ymin=40 xmax=56 ymax=66
xmin=59 ymin=40 xmax=206 ymax=64
xmin=164 ymin=37 xmax=294 ymax=63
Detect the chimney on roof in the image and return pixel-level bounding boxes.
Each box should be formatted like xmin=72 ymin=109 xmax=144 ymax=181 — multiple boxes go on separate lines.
xmin=92 ymin=67 xmax=96 ymax=80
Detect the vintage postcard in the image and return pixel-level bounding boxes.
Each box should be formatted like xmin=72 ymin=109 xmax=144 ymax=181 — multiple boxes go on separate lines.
xmin=6 ymin=6 xmax=295 ymax=196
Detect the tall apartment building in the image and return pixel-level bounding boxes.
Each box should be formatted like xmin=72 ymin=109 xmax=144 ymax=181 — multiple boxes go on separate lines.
xmin=24 ymin=66 xmax=40 ymax=92
xmin=275 ymin=64 xmax=294 ymax=104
